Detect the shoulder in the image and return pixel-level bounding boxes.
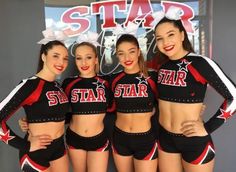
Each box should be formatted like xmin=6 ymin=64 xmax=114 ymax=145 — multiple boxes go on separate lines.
xmin=187 ymin=53 xmax=214 ymax=64
xmin=8 ymin=76 xmax=42 ymax=96
xmin=96 ymin=74 xmax=110 ymax=82
xmin=186 ymin=53 xmax=217 ymax=69
xmin=62 ymin=75 xmax=79 ymax=87
xmin=147 ymin=68 xmax=158 ymax=77
xmin=109 ymin=71 xmax=125 ymax=82
xmin=18 ymin=76 xmax=41 ymax=88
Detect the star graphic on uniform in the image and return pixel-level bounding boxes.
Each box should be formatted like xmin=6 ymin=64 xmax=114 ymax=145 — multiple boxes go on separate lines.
xmin=93 ymin=79 xmax=105 ymax=89
xmin=217 ymin=109 xmax=232 ymax=122
xmin=136 ymin=73 xmax=150 ymax=85
xmin=177 ymin=60 xmax=192 ymax=72
xmin=0 ymin=129 xmax=15 ymax=144
xmin=55 ymin=82 xmax=63 ymax=91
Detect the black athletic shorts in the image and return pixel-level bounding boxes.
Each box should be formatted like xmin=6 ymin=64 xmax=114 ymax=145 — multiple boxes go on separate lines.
xmin=112 ymin=126 xmax=158 ymax=160
xmin=19 ymin=135 xmax=66 ymax=172
xmin=158 ymin=125 xmax=215 ymax=164
xmin=66 ymin=127 xmax=109 ymax=152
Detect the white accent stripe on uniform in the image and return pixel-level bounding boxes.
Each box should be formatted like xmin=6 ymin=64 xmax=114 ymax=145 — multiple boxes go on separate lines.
xmin=148 ymin=142 xmax=158 ymax=160
xmin=199 ymin=145 xmax=215 ymax=165
xmin=0 ymin=76 xmax=37 ymax=111
xmin=188 ymin=53 xmax=236 ymax=113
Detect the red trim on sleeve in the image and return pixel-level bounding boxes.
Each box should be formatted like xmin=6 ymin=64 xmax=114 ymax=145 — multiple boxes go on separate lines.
xmin=64 ymin=78 xmax=82 ymax=97
xmin=182 ymin=59 xmax=207 ymax=84
xmin=2 ymin=80 xmax=45 ymax=132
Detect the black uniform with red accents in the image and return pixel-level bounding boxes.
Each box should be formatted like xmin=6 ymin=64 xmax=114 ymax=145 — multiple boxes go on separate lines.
xmin=110 ymin=70 xmax=159 ymax=160
xmin=157 ymin=53 xmax=236 ymax=164
xmin=157 ymin=53 xmax=236 ymax=133
xmin=62 ymin=75 xmax=110 ymax=115
xmin=0 ymin=76 xmax=69 ymax=171
xmin=110 ymin=70 xmax=158 ymax=113
xmin=62 ymin=75 xmax=110 ymax=151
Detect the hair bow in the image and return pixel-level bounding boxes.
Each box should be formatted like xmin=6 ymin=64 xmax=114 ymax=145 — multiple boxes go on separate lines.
xmin=37 ymin=28 xmax=68 ymax=45
xmin=150 ymin=6 xmax=183 ymax=28
xmin=113 ymin=21 xmax=139 ymax=37
xmin=76 ymin=31 xmax=100 ymax=47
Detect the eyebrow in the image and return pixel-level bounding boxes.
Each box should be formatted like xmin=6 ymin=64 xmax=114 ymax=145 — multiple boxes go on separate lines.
xmin=156 ymin=30 xmax=176 ymax=37
xmin=52 ymin=52 xmax=60 ymax=55
xmin=117 ymin=47 xmax=136 ymax=52
xmin=76 ymin=53 xmax=93 ymax=57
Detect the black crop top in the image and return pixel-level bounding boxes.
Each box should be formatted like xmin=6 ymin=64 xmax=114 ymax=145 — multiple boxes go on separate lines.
xmin=62 ymin=75 xmax=110 ymax=115
xmin=157 ymin=54 xmax=207 ymax=103
xmin=0 ymin=76 xmax=69 ymax=150
xmin=110 ymin=71 xmax=158 ymax=113
xmin=157 ymin=53 xmax=236 ymax=133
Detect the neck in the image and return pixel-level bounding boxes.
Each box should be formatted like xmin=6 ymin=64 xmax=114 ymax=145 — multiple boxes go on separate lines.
xmin=79 ymin=72 xmax=96 ymax=78
xmin=36 ymin=70 xmax=56 ymax=82
xmin=169 ymin=49 xmax=189 ymax=61
xmin=124 ymin=65 xmax=140 ymax=74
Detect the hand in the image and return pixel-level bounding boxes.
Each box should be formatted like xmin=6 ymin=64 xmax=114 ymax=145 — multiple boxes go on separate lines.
xmin=181 ymin=119 xmax=208 ymax=137
xmin=28 ymin=134 xmax=53 ymax=152
xmin=18 ymin=117 xmax=29 ymax=132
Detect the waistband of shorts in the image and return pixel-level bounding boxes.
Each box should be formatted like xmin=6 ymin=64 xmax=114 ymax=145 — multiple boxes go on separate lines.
xmin=159 ymin=125 xmax=184 ymax=137
xmin=67 ymin=127 xmax=106 ymax=139
xmin=51 ymin=134 xmax=65 ymax=143
xmin=114 ymin=125 xmax=153 ymax=136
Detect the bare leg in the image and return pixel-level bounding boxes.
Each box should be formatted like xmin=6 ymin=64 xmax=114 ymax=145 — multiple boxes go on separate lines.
xmin=158 ymin=150 xmax=183 ymax=172
xmin=112 ymin=152 xmax=134 ymax=172
xmin=182 ymin=159 xmax=215 ymax=172
xmin=68 ymin=149 xmax=87 ymax=172
xmin=87 ymin=151 xmax=109 ymax=172
xmin=134 ymin=158 xmax=158 ymax=172
xmin=49 ymin=154 xmax=69 ymax=172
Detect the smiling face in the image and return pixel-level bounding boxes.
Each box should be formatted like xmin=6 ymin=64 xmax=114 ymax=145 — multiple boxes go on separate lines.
xmin=116 ymin=41 xmax=141 ymax=74
xmin=155 ymin=22 xmax=187 ymax=60
xmin=75 ymin=44 xmax=98 ymax=78
xmin=42 ymin=45 xmax=68 ymax=76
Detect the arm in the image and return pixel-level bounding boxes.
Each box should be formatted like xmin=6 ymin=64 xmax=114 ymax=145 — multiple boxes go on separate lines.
xmin=191 ymin=56 xmax=236 ymax=133
xmin=61 ymin=77 xmax=74 ymax=124
xmin=106 ymin=74 xmax=116 ymax=113
xmin=18 ymin=117 xmax=29 ymax=132
xmin=0 ymin=78 xmax=38 ymax=150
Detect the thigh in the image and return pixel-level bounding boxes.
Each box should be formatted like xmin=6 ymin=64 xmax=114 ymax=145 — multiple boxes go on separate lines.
xmin=112 ymin=152 xmax=134 ymax=172
xmin=49 ymin=154 xmax=69 ymax=172
xmin=182 ymin=158 xmax=215 ymax=172
xmin=158 ymin=149 xmax=183 ymax=172
xmin=87 ymin=151 xmax=109 ymax=172
xmin=68 ymin=149 xmax=87 ymax=172
xmin=134 ymin=158 xmax=157 ymax=172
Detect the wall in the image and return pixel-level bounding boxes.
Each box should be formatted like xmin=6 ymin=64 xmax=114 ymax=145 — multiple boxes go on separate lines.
xmin=0 ymin=0 xmax=236 ymax=172
xmin=206 ymin=0 xmax=236 ymax=171
xmin=0 ymin=1 xmax=45 ymax=172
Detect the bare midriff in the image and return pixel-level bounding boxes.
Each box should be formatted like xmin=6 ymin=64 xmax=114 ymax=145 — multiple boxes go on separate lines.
xmin=28 ymin=121 xmax=65 ymax=139
xmin=159 ymin=99 xmax=204 ymax=133
xmin=116 ymin=109 xmax=155 ymax=133
xmin=69 ymin=113 xmax=106 ymax=137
